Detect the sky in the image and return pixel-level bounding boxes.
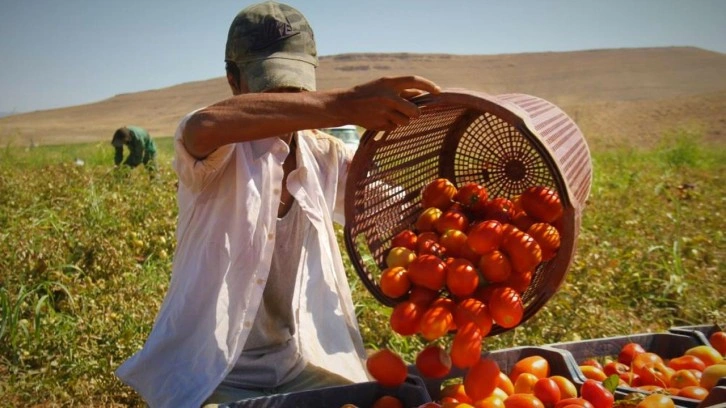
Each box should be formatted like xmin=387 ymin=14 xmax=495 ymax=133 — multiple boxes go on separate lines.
xmin=0 ymin=0 xmax=725 ymax=114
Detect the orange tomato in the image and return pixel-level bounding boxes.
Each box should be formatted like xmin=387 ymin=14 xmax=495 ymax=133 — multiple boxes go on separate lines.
xmin=416 ymin=207 xmax=444 ymax=232
xmin=422 ymin=178 xmax=457 ymax=210
xmin=669 ymin=369 xmax=700 ymax=389
xmin=709 ymin=330 xmax=726 ymax=355
xmin=635 ymin=393 xmax=675 ymax=408
xmin=385 ymin=247 xmax=416 ymax=268
xmin=550 ymin=375 xmax=578 ymax=400
xmin=509 ymin=355 xmax=551 ymax=382
xmin=497 ymin=371 xmax=515 ymax=396
xmin=520 ymin=186 xmax=563 ymax=223
xmin=685 ymin=345 xmax=723 ymax=367
xmin=475 ymin=395 xmax=506 ymax=408
xmin=677 ymin=385 xmax=709 ymax=400
xmin=465 ymin=358 xmax=501 ymax=401
xmin=503 ymin=393 xmax=545 ymax=408
xmin=667 ymin=355 xmax=706 ymax=372
xmin=554 ymin=398 xmax=594 ymax=408
xmin=441 ymin=383 xmax=473 ymax=404
xmin=415 ymin=344 xmax=452 ymax=379
xmin=478 ymin=250 xmax=513 ymax=283
xmin=451 ymin=322 xmax=484 ymax=369
xmin=379 ymin=266 xmax=411 ymax=298
xmin=407 ymin=254 xmax=448 ymax=291
xmin=467 ymin=220 xmax=504 ymax=255
xmin=579 ymin=365 xmax=607 ymax=382
xmin=366 ymin=348 xmax=408 ymax=388
xmin=389 ymin=300 xmax=424 ymax=336
xmin=513 ymin=372 xmax=539 ymax=394
xmin=446 ymin=258 xmax=480 ymax=298
xmin=488 ymin=287 xmax=524 ymax=329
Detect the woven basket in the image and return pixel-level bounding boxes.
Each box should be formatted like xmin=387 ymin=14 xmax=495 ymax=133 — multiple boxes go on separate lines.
xmin=343 ymin=89 xmax=592 ymax=336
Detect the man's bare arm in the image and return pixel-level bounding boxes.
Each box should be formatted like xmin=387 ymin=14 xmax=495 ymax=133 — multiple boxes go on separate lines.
xmin=182 ymin=76 xmax=440 ymax=159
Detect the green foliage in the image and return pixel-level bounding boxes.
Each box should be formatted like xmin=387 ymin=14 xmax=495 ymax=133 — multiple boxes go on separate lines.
xmin=0 ymin=134 xmax=724 ymax=405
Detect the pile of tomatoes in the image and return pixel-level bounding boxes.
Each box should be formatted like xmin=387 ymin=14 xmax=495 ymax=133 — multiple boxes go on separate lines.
xmin=576 ymin=335 xmax=726 ymax=405
xmin=364 ymin=178 xmax=567 ymax=395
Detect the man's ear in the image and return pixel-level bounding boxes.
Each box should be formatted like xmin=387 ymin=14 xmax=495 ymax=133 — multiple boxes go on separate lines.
xmin=227 ymin=72 xmax=242 ymax=95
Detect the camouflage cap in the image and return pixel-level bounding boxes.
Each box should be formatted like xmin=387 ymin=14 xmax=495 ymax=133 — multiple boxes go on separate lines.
xmin=225 ymin=1 xmax=318 ymax=93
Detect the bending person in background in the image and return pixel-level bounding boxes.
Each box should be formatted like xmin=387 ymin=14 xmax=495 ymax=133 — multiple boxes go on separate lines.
xmin=111 ymin=125 xmax=157 ymax=171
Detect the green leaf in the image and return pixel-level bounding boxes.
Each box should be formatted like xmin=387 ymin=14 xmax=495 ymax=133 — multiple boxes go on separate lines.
xmin=603 ymin=374 xmax=620 ymax=393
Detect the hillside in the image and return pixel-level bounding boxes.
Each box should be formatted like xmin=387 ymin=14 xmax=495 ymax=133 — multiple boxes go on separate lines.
xmin=1 ymin=47 xmax=724 ymax=150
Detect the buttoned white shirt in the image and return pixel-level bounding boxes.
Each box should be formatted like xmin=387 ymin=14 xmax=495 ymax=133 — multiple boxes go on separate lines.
xmin=115 ymin=112 xmax=369 ymax=408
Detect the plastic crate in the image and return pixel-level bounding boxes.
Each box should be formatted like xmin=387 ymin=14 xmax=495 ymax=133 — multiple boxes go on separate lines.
xmin=407 ymin=345 xmax=581 ymax=402
xmin=221 ymin=375 xmax=432 ymax=408
xmin=669 ymin=324 xmax=723 ymax=348
xmin=698 ymin=385 xmax=726 ymax=408
xmin=547 ymin=332 xmax=707 ymax=408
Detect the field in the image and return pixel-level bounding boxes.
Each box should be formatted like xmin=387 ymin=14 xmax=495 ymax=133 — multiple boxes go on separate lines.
xmin=0 ymin=131 xmax=724 ymax=406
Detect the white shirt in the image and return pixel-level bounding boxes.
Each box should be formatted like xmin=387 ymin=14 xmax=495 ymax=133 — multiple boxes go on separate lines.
xmin=115 ymin=113 xmax=369 ymax=408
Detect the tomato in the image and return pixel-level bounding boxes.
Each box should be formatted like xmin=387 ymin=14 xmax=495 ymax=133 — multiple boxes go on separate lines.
xmin=407 ymin=254 xmax=448 ymax=291
xmin=475 ymin=395 xmax=506 ymax=408
xmin=488 ymin=286 xmax=524 ymax=329
xmin=602 ymin=361 xmax=629 ymax=377
xmin=685 ymin=345 xmax=723 ymax=367
xmin=451 ymin=322 xmax=484 ymax=369
xmin=480 ymin=197 xmax=517 ymax=224
xmin=533 ymin=377 xmax=562 ymax=405
xmin=619 ymin=371 xmax=643 ymax=387
xmin=422 ymin=178 xmax=457 ymax=210
xmin=511 ymin=211 xmax=535 ymax=232
xmin=501 ymin=225 xmax=542 ymax=274
xmin=503 ymin=393 xmax=545 ymax=408
xmin=459 ymin=239 xmax=483 ymax=264
xmin=419 ymin=303 xmax=454 ymax=341
xmin=526 ymin=222 xmax=561 ymax=261
xmin=520 ymin=186 xmax=563 ymax=223
xmin=437 ymin=210 xmax=470 ymax=234
xmin=467 ymin=220 xmax=504 ymax=254
xmin=415 ymin=344 xmax=452 ymax=379
xmin=669 ymin=369 xmax=700 ymax=389
xmin=379 ymin=266 xmax=411 ymax=298
xmin=385 ymin=246 xmax=417 ymax=268
xmin=366 ymin=348 xmax=408 ymax=388
xmin=454 ymin=182 xmax=489 ymax=208
xmin=503 ymin=270 xmax=532 ymax=294
xmin=391 ymin=229 xmax=418 ymax=251
xmin=372 ymin=395 xmax=405 ymax=408
xmin=667 ymin=355 xmax=706 ymax=372
xmin=446 ymin=258 xmax=480 ymax=298
xmin=677 ymin=385 xmax=709 ymax=400
xmin=497 ymin=371 xmax=515 ymax=395
xmin=454 ymin=297 xmax=493 ymax=337
xmin=632 ymin=353 xmax=671 ymax=387
xmin=418 ymin=238 xmax=446 ymax=258
xmin=579 ymin=365 xmax=607 ymax=381
xmin=513 ymin=372 xmax=539 ymax=394
xmin=416 ymin=207 xmax=444 ymax=232
xmin=709 ymin=330 xmax=726 ymax=355
xmin=465 ymin=358 xmax=501 ymax=401
xmin=555 ymin=398 xmax=594 ymax=408
xmin=478 ymin=250 xmax=513 ymax=283
xmin=389 ymin=300 xmax=424 ymax=336
xmin=441 ymin=383 xmax=473 ymax=404
xmin=509 ymin=355 xmax=550 ymax=382
xmin=580 ymin=358 xmax=603 ymax=370
xmin=408 ymin=285 xmax=439 ymax=306
xmin=550 ymin=375 xmax=578 ymax=400
xmin=440 ymin=229 xmax=470 ymax=258
xmin=579 ymin=379 xmax=614 ymax=408
xmin=618 ymin=342 xmax=646 ymax=365
xmin=635 ymin=393 xmax=674 ymax=408
xmin=700 ymin=363 xmax=726 ymax=389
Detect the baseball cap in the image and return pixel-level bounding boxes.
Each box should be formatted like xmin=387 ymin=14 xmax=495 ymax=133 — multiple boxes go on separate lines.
xmin=225 ymin=1 xmax=318 ymax=92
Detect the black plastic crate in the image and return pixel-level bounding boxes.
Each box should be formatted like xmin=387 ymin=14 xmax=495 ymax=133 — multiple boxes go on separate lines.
xmin=698 ymin=385 xmax=726 ymax=408
xmin=547 ymin=332 xmax=707 ymax=408
xmin=407 ymin=345 xmax=581 ymax=402
xmin=220 ymin=375 xmax=431 ymax=408
xmin=669 ymin=324 xmax=723 ymax=349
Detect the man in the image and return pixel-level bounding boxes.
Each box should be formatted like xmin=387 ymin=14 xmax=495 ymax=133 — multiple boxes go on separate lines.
xmin=111 ymin=125 xmax=157 ymax=170
xmin=115 ymin=2 xmax=440 ymax=407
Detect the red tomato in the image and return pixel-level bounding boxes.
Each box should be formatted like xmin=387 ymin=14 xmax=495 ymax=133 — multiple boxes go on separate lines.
xmin=439 ymin=229 xmax=469 ymax=258
xmin=450 ymin=321 xmax=483 ymax=369
xmin=419 ymin=304 xmax=454 ymax=341
xmin=488 ymin=286 xmax=524 ymax=329
xmin=501 ymin=225 xmax=542 ymax=274
xmin=416 ymin=207 xmax=444 ymax=232
xmin=422 ymin=178 xmax=457 ymax=210
xmin=445 ymin=258 xmax=480 ymax=298
xmin=618 ymin=342 xmax=646 ymax=365
xmin=554 ymin=398 xmax=594 ymax=408
xmin=580 ymin=379 xmax=614 ymax=408
xmin=480 ymin=197 xmax=517 ymax=224
xmin=407 ymin=254 xmax=447 ymax=291
xmin=454 ymin=297 xmax=493 ymax=337
xmin=603 ymin=361 xmax=629 ymax=376
xmin=533 ymin=377 xmax=562 ymax=405
xmin=391 ymin=229 xmax=418 ymax=251
xmin=467 ymin=220 xmax=504 ymax=254
xmin=667 ymin=355 xmax=706 ymax=372
xmin=709 ymin=330 xmax=726 ymax=355
xmin=454 ymin=182 xmax=489 ymax=208
xmin=520 ymin=186 xmax=563 ymax=223
xmin=408 ymin=285 xmax=439 ymax=307
xmin=465 ymin=358 xmax=501 ymax=401
xmin=478 ymin=250 xmax=513 ymax=283
xmin=436 ymin=209 xmax=470 ymax=234
xmin=415 ymin=344 xmax=452 ymax=379
xmin=366 ymin=349 xmax=408 ymax=388
xmin=379 ymin=266 xmax=411 ymax=298
xmin=389 ymin=300 xmax=424 ymax=336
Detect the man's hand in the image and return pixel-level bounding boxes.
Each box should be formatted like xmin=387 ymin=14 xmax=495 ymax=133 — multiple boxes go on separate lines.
xmin=337 ymin=76 xmax=441 ymax=132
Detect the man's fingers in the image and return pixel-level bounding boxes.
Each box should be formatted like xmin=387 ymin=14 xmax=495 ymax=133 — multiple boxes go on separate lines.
xmin=387 ymin=75 xmax=441 ymax=95
xmin=400 ymin=89 xmax=427 ymax=99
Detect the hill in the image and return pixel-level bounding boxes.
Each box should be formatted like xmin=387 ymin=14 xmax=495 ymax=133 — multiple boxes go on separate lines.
xmin=1 ymin=47 xmax=724 ymax=150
